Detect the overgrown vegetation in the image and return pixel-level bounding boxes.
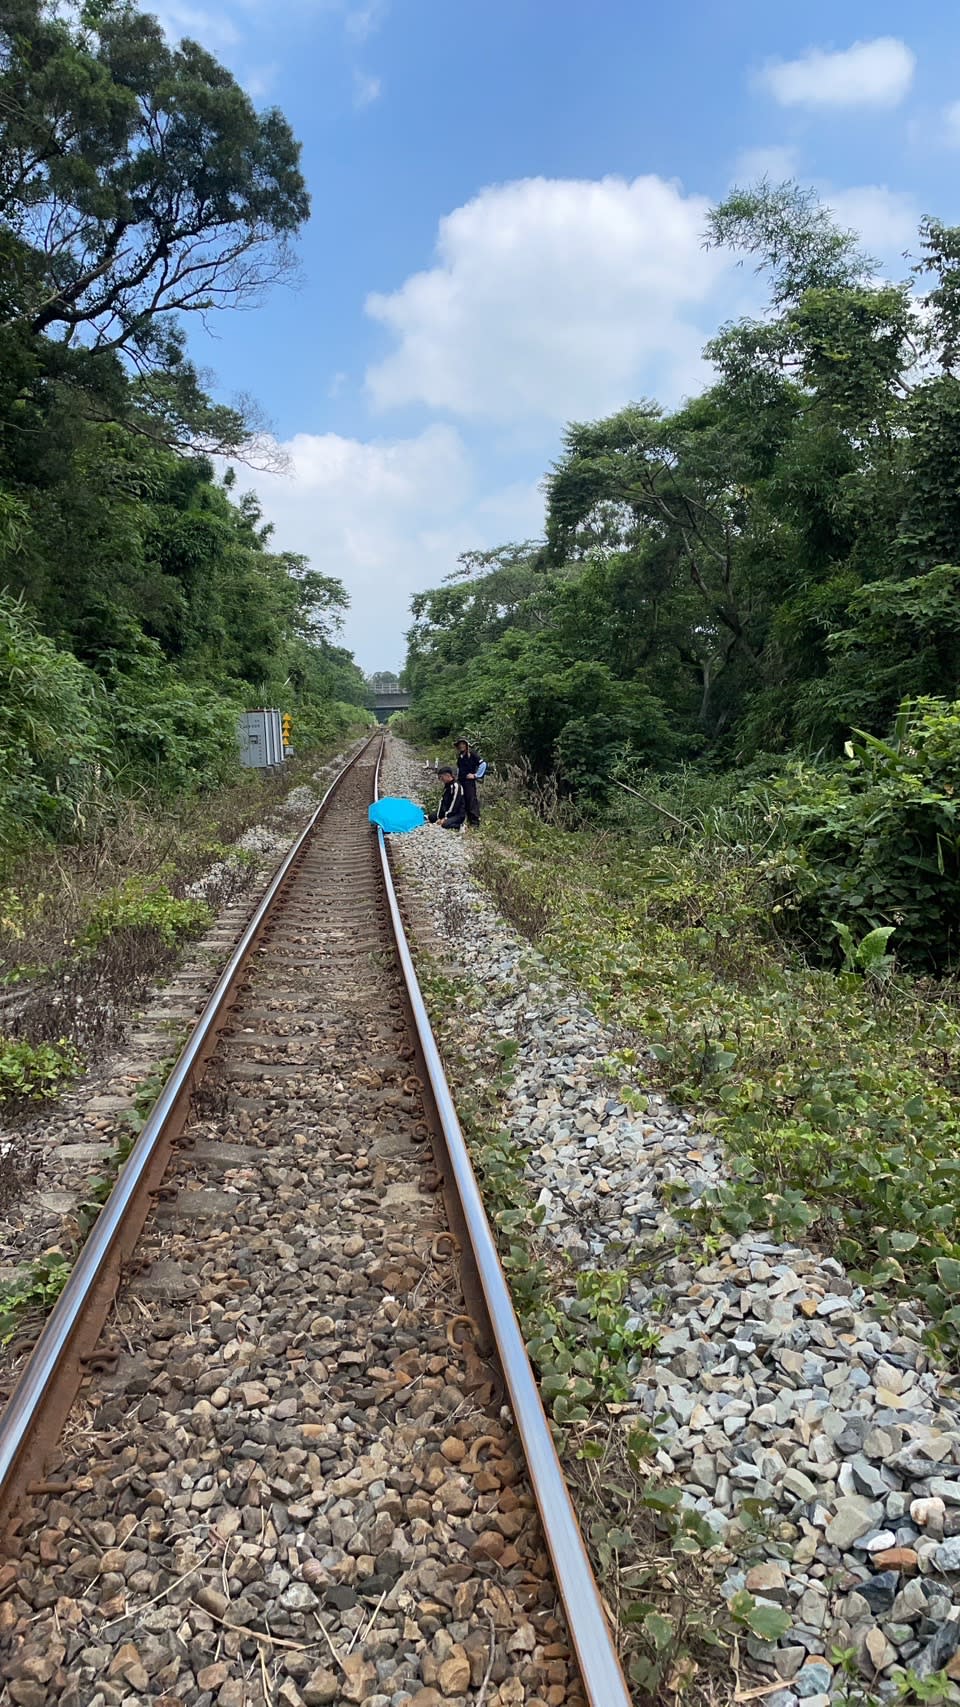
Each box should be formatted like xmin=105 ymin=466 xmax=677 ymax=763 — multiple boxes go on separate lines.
xmin=417 ymin=963 xmax=811 ymax=1700
xmin=0 ymin=742 xmax=358 ymax=1103
xmin=0 ymin=1037 xmax=80 ymax=1108
xmin=410 ymin=825 xmax=960 ymax=1702
xmin=0 ymin=1045 xmax=183 ymax=1348
xmin=476 ymin=787 xmax=960 ymax=1363
xmin=81 ymin=878 xmax=212 ymax=952
xmin=396 ymin=176 xmax=960 ymax=1707
xmin=0 ymin=0 xmax=377 ymax=1133
xmin=404 ymin=180 xmax=960 ymax=1358
xmin=0 ymin=1251 xmax=72 ymax=1348
xmin=0 ymin=0 xmax=371 ymax=860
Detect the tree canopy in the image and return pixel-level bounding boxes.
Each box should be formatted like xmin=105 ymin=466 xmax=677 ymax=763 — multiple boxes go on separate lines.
xmin=405 ymin=183 xmax=960 ymax=798
xmin=0 ymin=0 xmax=367 ymax=848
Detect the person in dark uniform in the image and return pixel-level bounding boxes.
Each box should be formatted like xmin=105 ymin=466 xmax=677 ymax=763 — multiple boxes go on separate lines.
xmin=428 ymin=766 xmax=466 ymax=829
xmin=455 ymin=737 xmax=483 ymax=829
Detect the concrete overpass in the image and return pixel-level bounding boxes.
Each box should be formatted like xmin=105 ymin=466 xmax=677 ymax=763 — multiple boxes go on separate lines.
xmin=368 ymin=689 xmax=412 ymax=724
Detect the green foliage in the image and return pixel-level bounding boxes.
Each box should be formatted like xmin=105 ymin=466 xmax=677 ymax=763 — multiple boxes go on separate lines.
xmin=834 ymin=922 xmax=897 ymax=979
xmin=405 ymin=185 xmax=960 ymax=788
xmin=0 ymin=1036 xmax=81 ymax=1104
xmin=0 ymin=1045 xmax=184 ymax=1345
xmin=0 ymin=593 xmax=107 ymax=847
xmin=756 ymin=699 xmax=960 ymax=972
xmin=2 ymin=0 xmax=308 ymax=424
xmin=0 ymin=1251 xmax=72 ymax=1345
xmin=81 ymin=877 xmax=211 ymax=950
xmin=0 ymin=0 xmax=369 ymax=863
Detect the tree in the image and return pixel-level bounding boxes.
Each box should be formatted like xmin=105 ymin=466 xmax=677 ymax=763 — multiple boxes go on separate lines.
xmin=0 ymin=0 xmax=309 ymax=452
xmin=2 ymin=0 xmax=308 ymax=348
xmin=404 ymin=184 xmax=960 ymax=781
xmin=0 ymin=0 xmax=371 ymax=841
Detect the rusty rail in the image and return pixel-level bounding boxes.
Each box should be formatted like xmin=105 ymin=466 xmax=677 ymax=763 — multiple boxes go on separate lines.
xmin=0 ymin=732 xmax=633 ymax=1707
xmin=373 ymin=745 xmax=632 ymax=1707
xmin=0 ymin=734 xmax=377 ymax=1521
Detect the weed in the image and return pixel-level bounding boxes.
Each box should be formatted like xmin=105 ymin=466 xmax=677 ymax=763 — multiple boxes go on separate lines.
xmin=417 ymin=962 xmax=759 ymax=1700
xmin=0 ymin=1036 xmax=81 ymax=1106
xmin=81 ymin=877 xmax=212 ymax=951
xmin=480 ymin=800 xmax=960 ymax=1362
xmin=417 ymin=964 xmax=654 ymax=1425
xmin=0 ymin=1251 xmax=72 ymax=1344
xmin=0 ymin=1049 xmax=185 ymax=1353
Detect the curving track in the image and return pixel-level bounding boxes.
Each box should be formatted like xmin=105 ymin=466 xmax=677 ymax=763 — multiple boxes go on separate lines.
xmin=0 ymin=737 xmax=630 ymax=1707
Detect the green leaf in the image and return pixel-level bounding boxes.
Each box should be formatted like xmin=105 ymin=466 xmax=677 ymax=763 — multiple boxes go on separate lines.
xmin=936 ymin=1256 xmax=960 ymax=1291
xmin=642 ymin=1611 xmax=676 ymax=1652
xmin=746 ymin=1602 xmax=792 ymax=1641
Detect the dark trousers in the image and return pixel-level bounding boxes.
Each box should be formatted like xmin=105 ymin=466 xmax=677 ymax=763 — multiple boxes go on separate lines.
xmin=462 ymin=779 xmax=480 ymax=827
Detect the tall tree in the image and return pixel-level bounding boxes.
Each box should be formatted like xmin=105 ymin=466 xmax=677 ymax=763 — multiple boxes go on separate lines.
xmin=0 ymin=0 xmax=309 ymax=452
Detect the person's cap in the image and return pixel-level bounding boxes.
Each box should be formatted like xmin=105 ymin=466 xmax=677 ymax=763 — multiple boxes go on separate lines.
xmin=454 ymin=737 xmax=469 ymax=747
xmin=437 ymin=764 xmax=455 ymax=775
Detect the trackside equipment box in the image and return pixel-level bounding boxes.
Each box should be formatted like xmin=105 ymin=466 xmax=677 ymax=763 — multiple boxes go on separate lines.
xmin=238 ymin=709 xmax=286 ymax=769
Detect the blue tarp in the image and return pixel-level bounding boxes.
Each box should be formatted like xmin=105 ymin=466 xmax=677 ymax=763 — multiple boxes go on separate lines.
xmin=368 ymin=796 xmax=426 ymax=834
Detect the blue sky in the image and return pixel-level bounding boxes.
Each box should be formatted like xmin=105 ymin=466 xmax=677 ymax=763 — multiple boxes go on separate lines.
xmin=152 ymin=0 xmax=960 ymax=669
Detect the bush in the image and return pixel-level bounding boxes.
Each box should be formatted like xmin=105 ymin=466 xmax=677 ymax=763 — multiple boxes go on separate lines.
xmin=0 ymin=593 xmax=108 ymax=849
xmin=755 ymin=698 xmax=960 ymax=972
xmin=99 ymin=629 xmax=243 ymax=795
xmin=0 ymin=1037 xmax=81 ymax=1104
xmin=290 ymin=698 xmax=376 ymax=749
xmin=82 ymin=877 xmax=212 ymax=950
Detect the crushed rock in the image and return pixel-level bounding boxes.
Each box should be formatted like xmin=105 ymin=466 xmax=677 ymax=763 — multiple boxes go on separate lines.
xmin=383 ymin=739 xmax=960 ymax=1703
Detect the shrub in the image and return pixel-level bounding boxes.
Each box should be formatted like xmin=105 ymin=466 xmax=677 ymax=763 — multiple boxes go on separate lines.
xmin=0 ymin=593 xmax=108 ymax=849
xmin=755 ymin=698 xmax=960 ymax=972
xmin=480 ymin=798 xmax=960 ymax=1358
xmin=105 ymin=646 xmax=243 ymax=795
xmin=0 ymin=1037 xmax=81 ymax=1104
xmin=82 ymin=877 xmax=212 ymax=950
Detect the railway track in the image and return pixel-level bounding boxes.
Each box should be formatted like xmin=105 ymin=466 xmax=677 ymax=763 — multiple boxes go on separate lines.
xmin=0 ymin=736 xmax=631 ymax=1707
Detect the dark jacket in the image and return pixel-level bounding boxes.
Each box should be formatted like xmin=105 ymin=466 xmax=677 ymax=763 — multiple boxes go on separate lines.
xmin=456 ymin=748 xmax=482 ymax=786
xmin=435 ymin=778 xmax=465 ymax=826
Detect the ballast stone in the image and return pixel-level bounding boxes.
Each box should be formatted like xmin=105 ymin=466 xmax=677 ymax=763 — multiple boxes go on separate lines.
xmin=383 ymin=739 xmax=960 ymax=1701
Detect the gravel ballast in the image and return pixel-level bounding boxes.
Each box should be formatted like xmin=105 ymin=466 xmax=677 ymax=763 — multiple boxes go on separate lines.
xmin=0 ymin=745 xmax=364 ymax=1305
xmin=383 ymin=740 xmax=960 ymax=1703
xmin=1 ymin=748 xmax=579 ymax=1707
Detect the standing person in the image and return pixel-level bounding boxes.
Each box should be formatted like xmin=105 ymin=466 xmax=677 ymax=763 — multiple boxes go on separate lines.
xmin=428 ymin=766 xmax=466 ymax=830
xmin=455 ymin=737 xmax=484 ymax=829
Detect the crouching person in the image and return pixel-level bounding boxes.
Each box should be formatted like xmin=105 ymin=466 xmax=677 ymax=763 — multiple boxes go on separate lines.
xmin=428 ymin=765 xmax=466 ymax=830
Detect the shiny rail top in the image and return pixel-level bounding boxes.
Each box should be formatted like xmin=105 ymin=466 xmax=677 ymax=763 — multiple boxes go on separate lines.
xmin=372 ymin=747 xmax=632 ymax=1707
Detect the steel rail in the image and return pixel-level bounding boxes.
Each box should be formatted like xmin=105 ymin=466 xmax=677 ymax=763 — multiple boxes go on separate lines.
xmin=373 ymin=746 xmax=632 ymax=1707
xmin=0 ymin=734 xmax=379 ymax=1514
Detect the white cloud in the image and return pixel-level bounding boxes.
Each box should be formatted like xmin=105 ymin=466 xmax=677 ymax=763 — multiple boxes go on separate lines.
xmin=732 ymin=144 xmax=800 ymax=183
xmin=822 ymin=185 xmax=918 ymax=260
xmin=242 ymin=425 xmax=544 ymax=669
xmin=147 ymin=0 xmax=240 ymax=47
xmin=365 ymin=174 xmax=731 ymax=424
xmin=756 ymin=38 xmax=915 ymax=110
xmin=353 ymin=70 xmax=382 ymax=108
xmin=345 ymin=0 xmax=388 ymax=42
